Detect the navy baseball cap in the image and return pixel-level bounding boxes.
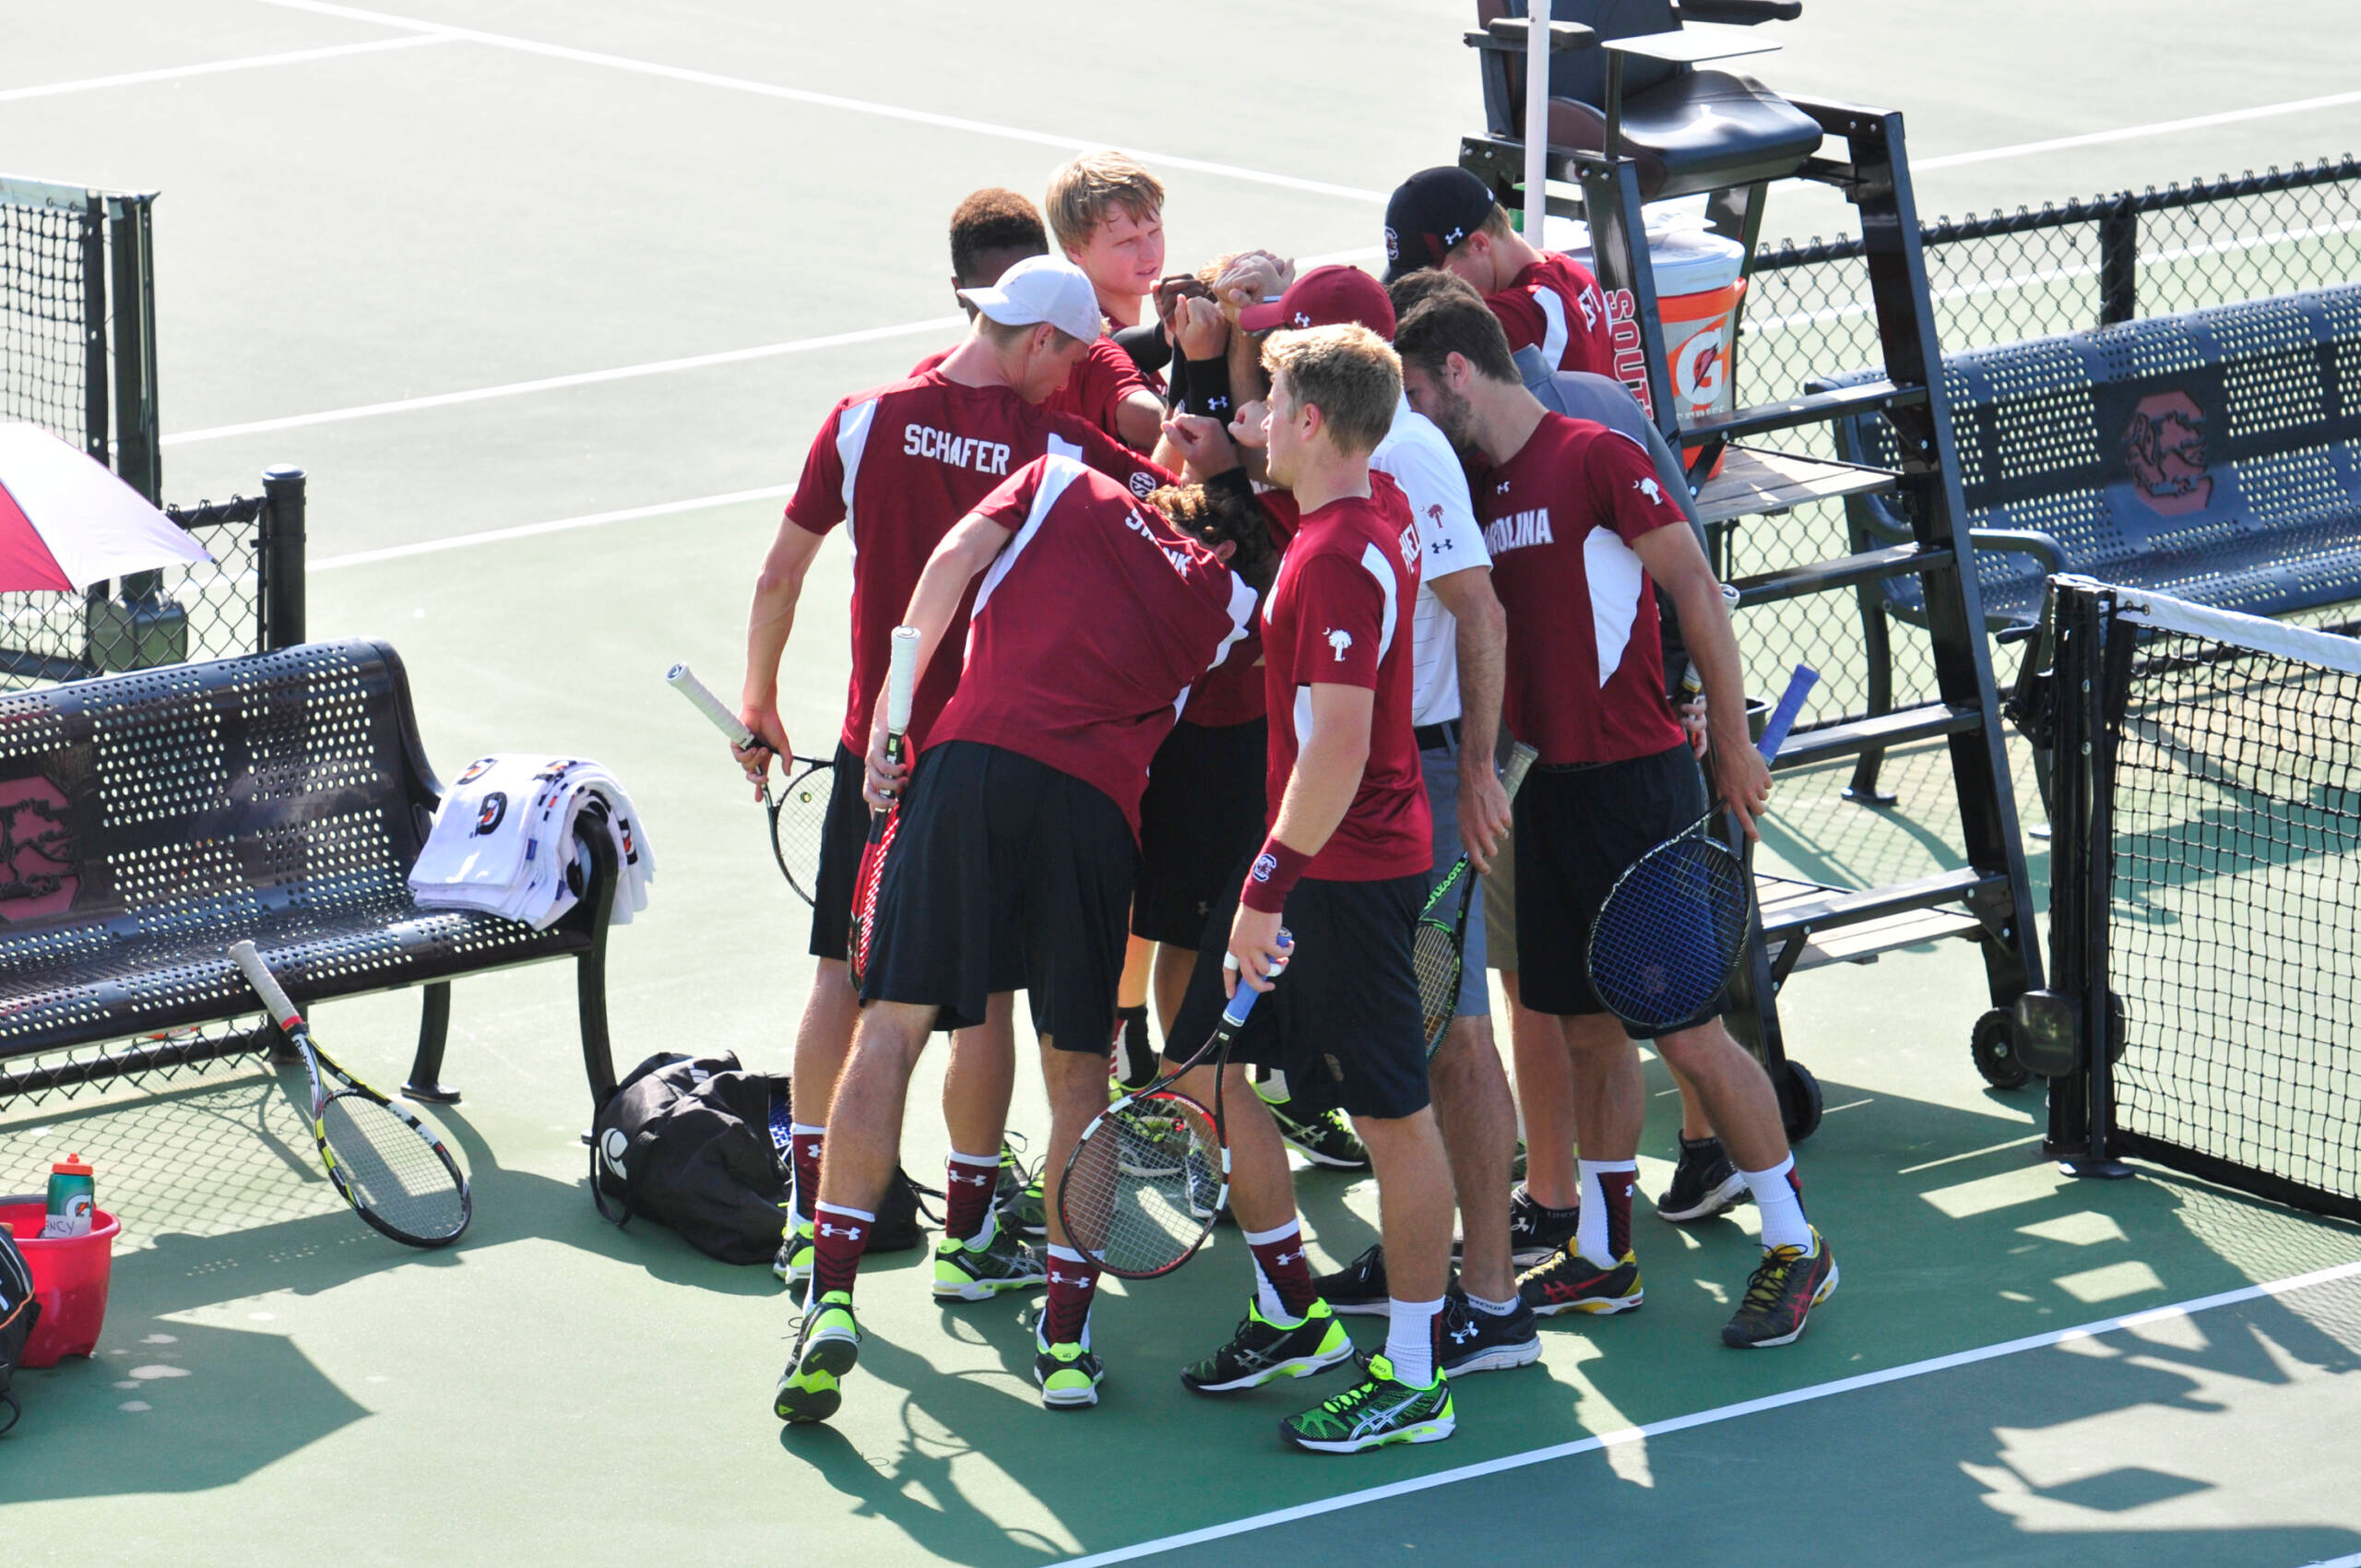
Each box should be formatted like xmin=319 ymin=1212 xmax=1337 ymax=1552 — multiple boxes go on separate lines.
xmin=1382 ymin=166 xmax=1499 ymax=283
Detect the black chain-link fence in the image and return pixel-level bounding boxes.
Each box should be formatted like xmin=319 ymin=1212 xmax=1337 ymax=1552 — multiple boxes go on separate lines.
xmin=1726 ymin=154 xmax=2361 ymax=728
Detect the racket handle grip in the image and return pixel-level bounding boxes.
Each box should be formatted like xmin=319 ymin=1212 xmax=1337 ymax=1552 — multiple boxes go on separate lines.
xmin=884 ymin=626 xmax=920 ymax=737
xmin=1501 ymin=742 xmax=1540 ymax=800
xmin=228 ymin=940 xmax=301 ymax=1029
xmin=667 ymin=662 xmax=758 ymax=750
xmin=1755 ymin=664 xmax=1821 ymax=763
xmin=1220 ymin=929 xmax=1293 ymax=1024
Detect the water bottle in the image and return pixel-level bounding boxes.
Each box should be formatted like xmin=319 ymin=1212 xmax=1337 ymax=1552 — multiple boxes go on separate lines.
xmin=42 ymin=1153 xmax=94 ymax=1238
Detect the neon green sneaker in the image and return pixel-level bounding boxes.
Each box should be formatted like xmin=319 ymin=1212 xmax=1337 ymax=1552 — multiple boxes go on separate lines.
xmin=1034 ymin=1328 xmax=1106 ymax=1410
xmin=1180 ymin=1297 xmax=1353 ymax=1394
xmin=773 ymin=1217 xmax=814 ymax=1289
xmin=1280 ymin=1353 xmax=1455 ymax=1454
xmin=774 ymin=1289 xmax=860 ymax=1424
xmin=931 ymin=1220 xmax=1049 ymax=1301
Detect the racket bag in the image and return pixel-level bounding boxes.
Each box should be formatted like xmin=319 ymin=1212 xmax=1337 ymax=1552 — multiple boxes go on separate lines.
xmin=0 ymin=1221 xmax=38 ymax=1434
xmin=591 ymin=1052 xmax=790 ymax=1265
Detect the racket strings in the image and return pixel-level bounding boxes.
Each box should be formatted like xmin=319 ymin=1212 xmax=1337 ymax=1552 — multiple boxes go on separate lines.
xmin=1412 ymin=923 xmax=1461 ymax=1048
xmin=773 ymin=762 xmax=833 ymax=901
xmin=320 ymin=1093 xmax=468 ymax=1240
xmin=1588 ymin=837 xmax=1750 ymax=1027
xmin=1062 ymin=1094 xmax=1221 ymax=1277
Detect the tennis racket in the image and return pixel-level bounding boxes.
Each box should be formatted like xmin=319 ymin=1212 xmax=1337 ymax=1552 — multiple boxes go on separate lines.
xmin=666 ymin=662 xmax=832 ymax=906
xmin=1057 ymin=939 xmax=1287 ymax=1279
xmin=847 ymin=626 xmax=920 ymax=988
xmin=1584 ymin=665 xmax=1820 ymax=1032
xmin=227 ymin=941 xmax=471 ymax=1249
xmin=1417 ymin=742 xmax=1539 ymax=1058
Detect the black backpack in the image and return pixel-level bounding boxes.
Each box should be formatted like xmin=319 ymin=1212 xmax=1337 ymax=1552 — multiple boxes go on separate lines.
xmin=589 ymin=1053 xmax=934 ymax=1264
xmin=1 ymin=1223 xmax=39 ymax=1435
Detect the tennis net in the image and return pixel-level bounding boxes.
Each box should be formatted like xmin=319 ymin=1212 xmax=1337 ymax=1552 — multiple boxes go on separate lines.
xmin=0 ymin=174 xmax=104 ymax=454
xmin=2048 ymin=576 xmax=2361 ymax=1221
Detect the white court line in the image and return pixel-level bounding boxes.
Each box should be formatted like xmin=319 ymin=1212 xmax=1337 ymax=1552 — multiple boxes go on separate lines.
xmin=309 ymin=485 xmax=791 ymax=570
xmin=1055 ymin=1256 xmax=2361 ymax=1567
xmin=249 ymin=0 xmax=1388 ymax=204
xmin=1919 ymin=90 xmax=2361 ymax=171
xmin=0 ymin=34 xmax=446 ymax=104
xmin=161 ymin=317 xmax=963 ymax=445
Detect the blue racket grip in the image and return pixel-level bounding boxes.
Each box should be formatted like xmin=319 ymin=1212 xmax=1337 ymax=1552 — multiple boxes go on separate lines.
xmin=1756 ymin=665 xmax=1821 ymax=763
xmin=1221 ymin=929 xmax=1293 ymax=1024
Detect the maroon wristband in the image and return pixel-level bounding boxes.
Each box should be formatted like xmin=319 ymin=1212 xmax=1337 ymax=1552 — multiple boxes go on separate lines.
xmin=1240 ymin=837 xmax=1312 ymax=914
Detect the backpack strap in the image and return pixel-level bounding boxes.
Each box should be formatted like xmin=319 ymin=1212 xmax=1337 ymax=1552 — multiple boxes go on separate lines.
xmin=0 ymin=1388 xmax=19 ymax=1436
xmin=588 ymin=1138 xmax=633 ymax=1229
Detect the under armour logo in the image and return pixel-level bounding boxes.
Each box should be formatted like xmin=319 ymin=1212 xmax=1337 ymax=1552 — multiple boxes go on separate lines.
xmin=1442 ymin=224 xmax=1466 ymax=246
xmin=816 ymin=1222 xmax=863 ymax=1241
xmin=1292 ymin=311 xmax=1311 ymax=327
xmin=1049 ymin=1268 xmax=1096 ymax=1289
xmin=1495 ymin=480 xmax=1512 ymax=494
xmin=1635 ymin=477 xmax=1665 ymax=505
xmin=1450 ymin=1321 xmax=1478 ymax=1344
xmin=1274 ymin=1249 xmax=1301 ymax=1266
xmin=1325 ymin=628 xmax=1352 ymax=661
xmin=950 ymin=1170 xmax=992 ymax=1188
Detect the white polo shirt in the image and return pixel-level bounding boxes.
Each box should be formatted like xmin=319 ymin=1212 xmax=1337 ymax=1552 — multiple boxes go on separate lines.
xmin=1370 ymin=392 xmax=1490 ymax=730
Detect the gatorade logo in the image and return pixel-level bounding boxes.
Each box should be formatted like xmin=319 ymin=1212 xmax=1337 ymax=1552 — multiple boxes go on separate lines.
xmin=1671 ymin=321 xmax=1729 ymax=407
xmin=474 ymin=791 xmax=508 ymax=836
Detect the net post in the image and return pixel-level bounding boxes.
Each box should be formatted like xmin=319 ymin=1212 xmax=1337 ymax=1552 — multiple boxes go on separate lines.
xmin=106 ymin=193 xmax=161 ymax=505
xmin=2061 ymin=585 xmax=2133 ymax=1181
xmin=259 ymin=466 xmax=308 ymax=650
xmin=2096 ymin=198 xmax=2138 ymax=327
xmin=2039 ymin=579 xmax=2093 ymax=1160
xmin=78 ymin=191 xmax=109 ymax=465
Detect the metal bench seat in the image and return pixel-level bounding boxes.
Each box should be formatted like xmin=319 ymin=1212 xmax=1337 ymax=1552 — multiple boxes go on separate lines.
xmin=0 ymin=638 xmax=619 ymax=1106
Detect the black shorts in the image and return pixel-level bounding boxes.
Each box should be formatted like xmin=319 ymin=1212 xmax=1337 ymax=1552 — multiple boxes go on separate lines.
xmin=858 ymin=741 xmax=1138 ymax=1044
xmin=1513 ymin=742 xmax=1726 ymax=1037
xmin=1169 ymin=857 xmax=1430 ymax=1121
xmin=1133 ymin=718 xmax=1267 ymax=945
xmin=807 ymin=740 xmax=869 ymax=961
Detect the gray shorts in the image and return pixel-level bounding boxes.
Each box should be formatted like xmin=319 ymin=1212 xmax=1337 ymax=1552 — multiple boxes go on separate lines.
xmin=1420 ymin=736 xmax=1490 ymax=1017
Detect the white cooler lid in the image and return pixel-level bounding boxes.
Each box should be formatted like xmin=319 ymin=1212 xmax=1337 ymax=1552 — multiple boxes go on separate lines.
xmin=1546 ymin=207 xmax=1746 ymax=299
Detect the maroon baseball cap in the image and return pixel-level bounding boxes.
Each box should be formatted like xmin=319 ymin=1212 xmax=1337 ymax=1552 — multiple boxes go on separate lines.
xmin=1236 ymin=265 xmax=1398 ymax=339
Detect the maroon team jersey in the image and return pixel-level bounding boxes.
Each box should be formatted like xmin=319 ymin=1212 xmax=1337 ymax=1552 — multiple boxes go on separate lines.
xmin=786 ymin=370 xmax=1170 ymax=755
xmin=930 ymin=457 xmax=1257 ymax=834
xmin=1480 ymin=412 xmax=1690 ymax=766
xmin=909 ymin=336 xmax=1154 ymax=449
xmin=1261 ymin=470 xmax=1430 ymax=881
xmin=1489 ymin=252 xmax=1616 ymax=378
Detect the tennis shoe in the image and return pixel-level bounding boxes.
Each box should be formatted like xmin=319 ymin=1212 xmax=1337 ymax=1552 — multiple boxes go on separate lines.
xmin=1270 ymin=1103 xmax=1371 ymax=1171
xmin=931 ymin=1223 xmax=1048 ymax=1301
xmin=1279 ymin=1354 xmax=1454 ymax=1454
xmin=1722 ymin=1229 xmax=1838 ymax=1348
xmin=1658 ymin=1135 xmax=1750 ymax=1223
xmin=1181 ymin=1298 xmax=1353 ymax=1394
xmin=995 ymin=1143 xmax=1047 ymax=1238
xmin=1508 ymin=1186 xmax=1582 ymax=1268
xmin=1310 ymin=1243 xmax=1391 ymax=1317
xmin=1518 ymin=1247 xmax=1644 ymax=1317
xmin=1438 ymin=1289 xmax=1542 ymax=1375
xmin=773 ymin=1217 xmax=815 ymax=1289
xmin=774 ymin=1290 xmax=860 ymax=1424
xmin=1034 ymin=1325 xmax=1106 ymax=1409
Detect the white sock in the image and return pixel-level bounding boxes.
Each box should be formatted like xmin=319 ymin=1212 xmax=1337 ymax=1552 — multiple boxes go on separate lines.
xmin=1574 ymin=1158 xmax=1635 ymax=1267
xmin=1742 ymin=1156 xmax=1813 ymax=1252
xmin=1383 ymin=1297 xmax=1443 ymax=1386
xmin=1465 ymin=1290 xmax=1519 ymax=1317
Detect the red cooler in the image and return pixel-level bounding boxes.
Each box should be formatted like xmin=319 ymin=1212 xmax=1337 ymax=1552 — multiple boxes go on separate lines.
xmin=0 ymin=1200 xmax=120 ymax=1366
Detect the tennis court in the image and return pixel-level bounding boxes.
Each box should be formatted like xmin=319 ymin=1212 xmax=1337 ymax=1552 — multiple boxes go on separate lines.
xmin=6 ymin=3 xmax=2361 ymax=1563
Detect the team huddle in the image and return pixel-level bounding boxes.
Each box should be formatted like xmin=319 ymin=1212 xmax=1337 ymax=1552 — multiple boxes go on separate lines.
xmin=732 ymin=153 xmax=1839 ymax=1455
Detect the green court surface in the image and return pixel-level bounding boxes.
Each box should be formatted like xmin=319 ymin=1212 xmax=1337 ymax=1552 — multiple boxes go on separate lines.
xmin=6 ymin=4 xmax=2361 ymax=1564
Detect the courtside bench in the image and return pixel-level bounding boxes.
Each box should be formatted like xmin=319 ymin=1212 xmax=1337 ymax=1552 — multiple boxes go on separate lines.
xmin=1824 ymin=281 xmax=2361 ymax=800
xmin=0 ymin=639 xmax=621 ymax=1108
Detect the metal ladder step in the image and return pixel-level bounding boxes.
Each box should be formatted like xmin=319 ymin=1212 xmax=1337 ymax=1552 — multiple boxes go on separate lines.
xmin=1730 ymin=543 xmax=1952 ymax=606
xmin=1686 ymin=378 xmax=1927 ymax=444
xmin=1774 ymin=704 xmax=1984 ymax=768
xmin=1758 ymin=866 xmax=2006 ymax=944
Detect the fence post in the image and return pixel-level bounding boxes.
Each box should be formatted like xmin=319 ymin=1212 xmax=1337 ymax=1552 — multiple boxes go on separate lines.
xmin=2097 ymin=199 xmax=2138 ymax=327
xmin=259 ymin=466 xmax=308 ymax=650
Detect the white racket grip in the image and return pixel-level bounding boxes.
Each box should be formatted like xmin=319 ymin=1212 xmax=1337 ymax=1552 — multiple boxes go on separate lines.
xmin=884 ymin=627 xmax=920 ymax=737
xmin=228 ymin=940 xmax=301 ymax=1028
xmin=1501 ymin=742 xmax=1540 ymax=800
xmin=666 ymin=662 xmax=758 ymax=750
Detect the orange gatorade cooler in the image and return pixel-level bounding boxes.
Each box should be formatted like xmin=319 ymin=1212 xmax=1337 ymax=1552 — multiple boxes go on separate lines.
xmin=1558 ymin=213 xmax=1750 ymax=470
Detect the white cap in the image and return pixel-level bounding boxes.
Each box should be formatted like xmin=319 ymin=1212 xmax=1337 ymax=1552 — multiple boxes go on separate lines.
xmin=958 ymin=255 xmax=1105 ymax=344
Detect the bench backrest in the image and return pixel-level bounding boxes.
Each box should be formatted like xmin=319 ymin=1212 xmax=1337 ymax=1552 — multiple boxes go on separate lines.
xmin=0 ymin=640 xmax=438 ymax=958
xmin=1829 ymin=282 xmax=2361 ymax=599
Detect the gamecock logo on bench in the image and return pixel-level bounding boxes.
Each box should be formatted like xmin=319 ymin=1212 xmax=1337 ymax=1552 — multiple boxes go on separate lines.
xmin=2122 ymin=389 xmax=2213 ymax=516
xmin=0 ymin=776 xmax=79 ymax=921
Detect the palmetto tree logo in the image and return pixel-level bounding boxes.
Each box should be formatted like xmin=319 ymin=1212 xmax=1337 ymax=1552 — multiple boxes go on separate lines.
xmin=0 ymin=777 xmax=77 ymax=921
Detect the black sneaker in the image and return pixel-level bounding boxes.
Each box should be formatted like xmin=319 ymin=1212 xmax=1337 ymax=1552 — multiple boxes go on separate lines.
xmin=1438 ymin=1289 xmax=1542 ymax=1375
xmin=1508 ymin=1186 xmax=1582 ymax=1268
xmin=1310 ymin=1243 xmax=1390 ymax=1317
xmin=1722 ymin=1229 xmax=1839 ymax=1348
xmin=1517 ymin=1246 xmax=1644 ymax=1317
xmin=1657 ymin=1135 xmax=1750 ymax=1224
xmin=1267 ymin=1100 xmax=1371 ymax=1170
xmin=1180 ymin=1299 xmax=1354 ymax=1394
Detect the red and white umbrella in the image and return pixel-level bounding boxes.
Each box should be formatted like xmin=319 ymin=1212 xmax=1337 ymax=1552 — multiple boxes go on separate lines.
xmin=0 ymin=422 xmax=209 ymax=592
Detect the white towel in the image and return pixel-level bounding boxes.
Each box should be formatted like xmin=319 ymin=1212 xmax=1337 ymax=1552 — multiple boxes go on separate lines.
xmin=409 ymin=754 xmax=653 ymax=930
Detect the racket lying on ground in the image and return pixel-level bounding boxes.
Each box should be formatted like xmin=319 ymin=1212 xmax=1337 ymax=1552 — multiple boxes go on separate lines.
xmin=665 ymin=662 xmax=832 ymax=907
xmin=847 ymin=626 xmax=920 ymax=988
xmin=1418 ymin=742 xmax=1539 ymax=1059
xmin=228 ymin=940 xmax=471 ymax=1248
xmin=1058 ymin=940 xmax=1287 ymax=1279
xmin=1584 ymin=665 xmax=1820 ymax=1032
